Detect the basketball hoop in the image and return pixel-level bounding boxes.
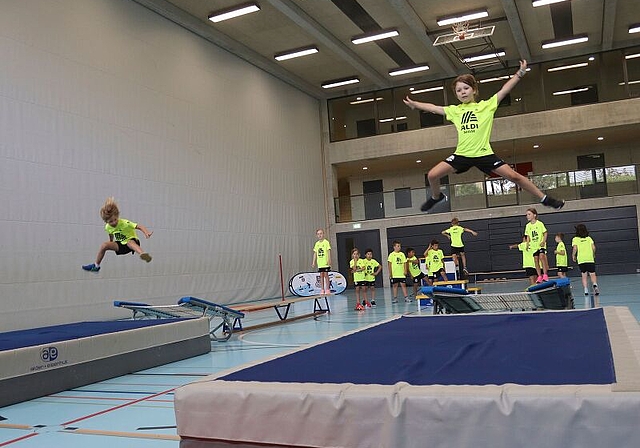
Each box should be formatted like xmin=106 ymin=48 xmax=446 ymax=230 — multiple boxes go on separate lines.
xmin=452 ymin=20 xmax=469 ymax=40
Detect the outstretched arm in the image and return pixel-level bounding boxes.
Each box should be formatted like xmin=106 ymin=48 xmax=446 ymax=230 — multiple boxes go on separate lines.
xmin=403 ymin=96 xmax=445 ymax=115
xmin=135 ymin=223 xmax=153 ymax=239
xmin=497 ymin=60 xmax=527 ymax=103
xmin=464 ymin=227 xmax=478 ymax=237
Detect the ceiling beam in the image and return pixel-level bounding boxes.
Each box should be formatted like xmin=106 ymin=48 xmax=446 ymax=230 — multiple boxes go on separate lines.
xmin=266 ymin=0 xmax=390 ymax=88
xmin=500 ymin=0 xmax=532 ymax=63
xmin=601 ymin=0 xmax=618 ymax=51
xmin=386 ymin=0 xmax=458 ymax=77
xmin=131 ymin=0 xmax=327 ymax=98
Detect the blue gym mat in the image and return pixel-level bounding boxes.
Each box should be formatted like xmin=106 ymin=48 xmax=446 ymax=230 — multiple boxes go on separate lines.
xmin=0 ymin=319 xmax=189 ymax=351
xmin=220 ymin=309 xmax=615 ymax=386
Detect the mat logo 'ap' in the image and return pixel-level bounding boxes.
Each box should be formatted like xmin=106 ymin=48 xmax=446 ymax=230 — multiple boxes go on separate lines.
xmin=41 ymin=346 xmax=59 ymax=362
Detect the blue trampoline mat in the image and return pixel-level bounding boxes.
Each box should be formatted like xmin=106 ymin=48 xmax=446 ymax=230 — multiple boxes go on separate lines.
xmin=0 ymin=319 xmax=190 ymax=351
xmin=221 ymin=309 xmax=616 ymax=386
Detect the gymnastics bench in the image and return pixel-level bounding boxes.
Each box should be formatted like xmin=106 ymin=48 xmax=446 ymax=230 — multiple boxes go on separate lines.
xmin=422 ymin=278 xmax=573 ymax=314
xmin=114 ymin=297 xmax=245 ymax=342
xmin=433 ymin=279 xmax=469 ymax=290
xmin=233 ymin=294 xmax=330 ymax=321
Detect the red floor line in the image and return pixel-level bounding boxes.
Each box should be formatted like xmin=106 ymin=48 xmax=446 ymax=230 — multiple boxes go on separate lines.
xmin=61 ymin=387 xmax=176 ymax=426
xmin=0 ymin=433 xmax=38 ymax=447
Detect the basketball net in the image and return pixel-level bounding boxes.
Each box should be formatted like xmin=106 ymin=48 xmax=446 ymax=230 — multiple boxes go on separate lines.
xmin=452 ymin=20 xmax=469 ymax=40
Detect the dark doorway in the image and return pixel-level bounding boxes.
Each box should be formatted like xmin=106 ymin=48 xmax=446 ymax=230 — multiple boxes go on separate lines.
xmin=363 ymin=179 xmax=385 ymax=220
xmin=577 ymin=153 xmax=607 ymax=199
xmin=336 ymin=230 xmax=383 ymax=288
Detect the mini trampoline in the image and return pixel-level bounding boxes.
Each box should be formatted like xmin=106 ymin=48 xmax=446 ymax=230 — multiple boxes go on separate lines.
xmin=175 ymin=307 xmax=640 ymax=448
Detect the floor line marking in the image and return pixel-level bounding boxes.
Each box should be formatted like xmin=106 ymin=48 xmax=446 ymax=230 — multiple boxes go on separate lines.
xmin=0 ymin=433 xmax=38 ymax=446
xmin=61 ymin=387 xmax=176 ymax=426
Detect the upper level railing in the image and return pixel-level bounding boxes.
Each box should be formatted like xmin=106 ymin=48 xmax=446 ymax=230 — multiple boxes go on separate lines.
xmin=328 ymin=47 xmax=640 ymax=142
xmin=334 ymin=164 xmax=639 ymax=223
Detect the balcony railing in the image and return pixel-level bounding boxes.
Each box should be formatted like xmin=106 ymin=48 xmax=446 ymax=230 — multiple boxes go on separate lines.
xmin=334 ymin=164 xmax=639 ymax=223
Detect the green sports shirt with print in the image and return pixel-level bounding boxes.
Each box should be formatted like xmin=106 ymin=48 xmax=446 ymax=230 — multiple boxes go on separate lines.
xmin=525 ymin=220 xmax=547 ymax=252
xmin=426 ymin=249 xmax=445 ymax=274
xmin=105 ymin=219 xmax=138 ymax=243
xmin=313 ymin=239 xmax=331 ymax=268
xmin=555 ymin=241 xmax=568 ymax=267
xmin=407 ymin=255 xmax=422 ymax=277
xmin=444 ymin=94 xmax=499 ymax=158
xmin=445 ymin=225 xmax=465 ymax=248
xmin=572 ymin=236 xmax=595 ymax=264
xmin=387 ymin=251 xmax=407 ymax=279
xmin=518 ymin=242 xmax=535 ymax=269
xmin=350 ymin=258 xmax=367 ymax=282
xmin=362 ymin=258 xmax=380 ymax=282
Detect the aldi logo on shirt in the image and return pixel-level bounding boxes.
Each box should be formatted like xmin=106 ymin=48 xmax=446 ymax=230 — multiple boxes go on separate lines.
xmin=461 ymin=111 xmax=478 ymax=131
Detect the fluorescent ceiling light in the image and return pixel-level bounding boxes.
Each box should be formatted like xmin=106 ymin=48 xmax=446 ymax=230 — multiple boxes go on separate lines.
xmin=349 ymin=97 xmax=384 ymax=105
xmin=321 ymin=77 xmax=360 ymax=89
xmin=629 ymin=24 xmax=640 ymax=34
xmin=479 ymin=75 xmax=510 ymax=83
xmin=274 ymin=46 xmax=318 ymax=61
xmin=462 ymin=50 xmax=506 ymax=63
xmin=547 ymin=62 xmax=588 ymax=72
xmin=542 ymin=35 xmax=588 ymax=49
xmin=437 ymin=10 xmax=488 ymax=27
xmin=552 ymin=87 xmax=590 ymax=96
xmin=618 ymin=80 xmax=640 ymax=85
xmin=625 ymin=53 xmax=640 ymax=59
xmin=352 ymin=30 xmax=399 ymax=45
xmin=389 ymin=65 xmax=430 ymax=76
xmin=410 ymin=86 xmax=444 ymax=94
xmin=532 ymin=0 xmax=566 ymax=7
xmin=208 ymin=2 xmax=260 ymax=23
xmin=379 ymin=116 xmax=407 ymax=123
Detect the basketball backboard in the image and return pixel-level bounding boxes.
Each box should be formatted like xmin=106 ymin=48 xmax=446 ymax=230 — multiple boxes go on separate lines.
xmin=433 ymin=25 xmax=495 ymax=46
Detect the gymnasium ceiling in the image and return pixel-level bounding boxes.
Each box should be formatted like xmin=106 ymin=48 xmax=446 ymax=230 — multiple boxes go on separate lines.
xmin=134 ymin=0 xmax=640 ymax=99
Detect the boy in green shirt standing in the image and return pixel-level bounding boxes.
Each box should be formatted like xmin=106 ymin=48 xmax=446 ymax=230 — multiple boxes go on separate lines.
xmin=554 ymin=233 xmax=568 ymax=278
xmin=388 ymin=241 xmax=409 ymax=303
xmin=572 ymin=224 xmax=599 ymax=297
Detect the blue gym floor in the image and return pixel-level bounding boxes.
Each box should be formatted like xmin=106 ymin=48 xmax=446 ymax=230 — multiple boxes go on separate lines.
xmin=1 ymin=274 xmax=638 ymax=447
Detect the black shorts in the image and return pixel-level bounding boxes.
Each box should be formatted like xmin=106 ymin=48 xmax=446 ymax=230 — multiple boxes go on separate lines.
xmin=578 ymin=263 xmax=596 ymax=273
xmin=557 ymin=266 xmax=569 ymax=273
xmin=354 ymin=281 xmax=368 ymax=287
xmin=444 ymin=154 xmax=506 ymax=176
xmin=390 ymin=277 xmax=406 ymax=284
xmin=410 ymin=273 xmax=426 ymax=284
xmin=450 ymin=246 xmax=465 ymax=255
xmin=318 ymin=267 xmax=331 ymax=272
xmin=363 ymin=281 xmax=376 ymax=287
xmin=115 ymin=239 xmax=140 ymax=255
xmin=525 ymin=267 xmax=538 ymax=277
xmin=533 ymin=248 xmax=547 ymax=256
xmin=429 ymin=268 xmax=446 ymax=279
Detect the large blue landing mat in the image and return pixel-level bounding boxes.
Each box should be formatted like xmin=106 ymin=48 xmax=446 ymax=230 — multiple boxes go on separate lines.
xmin=0 ymin=318 xmax=188 ymax=351
xmin=221 ymin=309 xmax=615 ymax=386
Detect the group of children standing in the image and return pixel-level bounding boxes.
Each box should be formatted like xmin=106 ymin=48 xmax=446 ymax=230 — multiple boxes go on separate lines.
xmin=510 ymin=207 xmax=599 ymax=296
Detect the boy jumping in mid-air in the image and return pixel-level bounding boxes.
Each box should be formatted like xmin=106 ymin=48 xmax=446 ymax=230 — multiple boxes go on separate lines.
xmin=82 ymin=197 xmax=152 ymax=272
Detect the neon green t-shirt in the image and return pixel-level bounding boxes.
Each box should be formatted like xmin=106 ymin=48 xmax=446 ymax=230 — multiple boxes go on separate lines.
xmin=105 ymin=219 xmax=138 ymax=243
xmin=555 ymin=241 xmax=568 ymax=267
xmin=387 ymin=251 xmax=407 ymax=279
xmin=518 ymin=242 xmax=535 ymax=269
xmin=572 ymin=236 xmax=595 ymax=264
xmin=444 ymin=94 xmax=499 ymax=158
xmin=313 ymin=239 xmax=331 ymax=268
xmin=407 ymin=255 xmax=422 ymax=277
xmin=350 ymin=258 xmax=367 ymax=282
xmin=525 ymin=220 xmax=547 ymax=251
xmin=445 ymin=225 xmax=465 ymax=248
xmin=363 ymin=258 xmax=380 ymax=282
xmin=426 ymin=249 xmax=445 ymax=274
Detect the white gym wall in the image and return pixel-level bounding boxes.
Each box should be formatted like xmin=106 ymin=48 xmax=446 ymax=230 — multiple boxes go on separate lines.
xmin=0 ymin=0 xmax=325 ymax=331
